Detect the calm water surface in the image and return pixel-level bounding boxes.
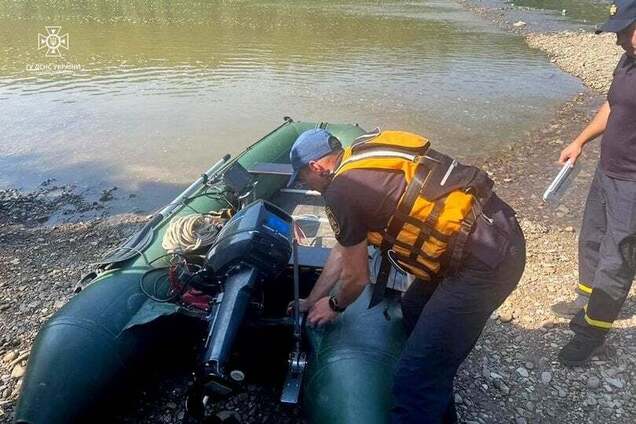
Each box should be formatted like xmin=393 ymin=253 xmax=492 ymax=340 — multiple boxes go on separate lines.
xmin=0 ymin=0 xmax=583 ymax=212
xmin=507 ymin=0 xmax=609 ymax=24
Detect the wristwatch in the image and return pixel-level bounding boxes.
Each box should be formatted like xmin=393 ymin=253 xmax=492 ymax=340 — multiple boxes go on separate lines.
xmin=328 ymin=295 xmax=346 ymax=313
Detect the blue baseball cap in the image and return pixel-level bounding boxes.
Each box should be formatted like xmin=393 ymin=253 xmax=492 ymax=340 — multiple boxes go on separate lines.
xmin=288 ymin=129 xmax=342 ymax=187
xmin=596 ymin=1 xmax=636 ymax=33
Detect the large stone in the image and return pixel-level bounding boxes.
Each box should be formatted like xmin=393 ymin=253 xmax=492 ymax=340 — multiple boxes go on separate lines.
xmin=516 ymin=367 xmax=529 ymax=378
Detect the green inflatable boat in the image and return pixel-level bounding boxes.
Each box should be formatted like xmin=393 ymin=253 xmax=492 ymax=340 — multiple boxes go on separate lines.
xmin=14 ymin=119 xmax=407 ymax=424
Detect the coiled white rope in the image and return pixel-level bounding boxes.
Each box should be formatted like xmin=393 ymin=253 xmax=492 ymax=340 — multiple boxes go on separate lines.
xmin=162 ymin=214 xmax=224 ymax=254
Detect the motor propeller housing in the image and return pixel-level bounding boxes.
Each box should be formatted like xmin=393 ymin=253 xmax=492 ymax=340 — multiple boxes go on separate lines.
xmin=188 ymin=200 xmax=294 ymax=414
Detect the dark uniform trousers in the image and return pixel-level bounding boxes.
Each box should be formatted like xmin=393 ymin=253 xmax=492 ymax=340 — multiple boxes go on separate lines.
xmin=573 ymin=166 xmax=636 ymax=340
xmin=391 ymin=213 xmax=526 ymax=424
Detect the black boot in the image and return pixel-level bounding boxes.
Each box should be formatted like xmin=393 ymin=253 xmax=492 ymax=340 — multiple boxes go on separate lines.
xmin=551 ymin=294 xmax=588 ymax=318
xmin=558 ymin=335 xmax=605 ymax=367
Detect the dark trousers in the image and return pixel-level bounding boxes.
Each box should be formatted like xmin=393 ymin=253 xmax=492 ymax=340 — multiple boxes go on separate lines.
xmin=391 ymin=222 xmax=525 ymax=424
xmin=572 ymin=166 xmax=636 ymax=340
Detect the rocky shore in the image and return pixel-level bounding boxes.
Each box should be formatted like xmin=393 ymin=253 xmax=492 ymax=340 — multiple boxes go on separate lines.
xmin=1 ymin=3 xmax=635 ymax=424
xmin=526 ymin=32 xmax=623 ymax=93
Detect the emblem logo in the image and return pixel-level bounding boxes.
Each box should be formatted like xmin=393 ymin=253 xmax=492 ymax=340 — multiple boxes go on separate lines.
xmin=38 ymin=26 xmax=69 ymax=57
xmin=610 ymin=4 xmax=618 ymax=17
xmin=325 ymin=207 xmax=341 ymax=238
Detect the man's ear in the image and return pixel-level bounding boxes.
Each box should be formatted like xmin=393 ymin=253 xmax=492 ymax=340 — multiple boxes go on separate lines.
xmin=307 ymin=160 xmax=324 ymax=173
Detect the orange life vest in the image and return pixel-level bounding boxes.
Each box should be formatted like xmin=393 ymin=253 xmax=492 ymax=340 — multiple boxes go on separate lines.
xmin=333 ymin=130 xmax=493 ymax=282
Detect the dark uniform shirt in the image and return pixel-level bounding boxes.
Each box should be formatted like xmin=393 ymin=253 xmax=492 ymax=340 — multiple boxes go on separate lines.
xmin=601 ymin=54 xmax=636 ymax=181
xmin=324 ymin=167 xmax=520 ymax=271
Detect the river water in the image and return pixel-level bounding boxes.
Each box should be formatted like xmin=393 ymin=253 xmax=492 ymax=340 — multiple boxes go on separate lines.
xmin=0 ymin=0 xmax=584 ymax=213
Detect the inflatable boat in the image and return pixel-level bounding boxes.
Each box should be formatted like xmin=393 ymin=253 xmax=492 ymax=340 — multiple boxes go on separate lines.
xmin=14 ymin=118 xmax=406 ymax=424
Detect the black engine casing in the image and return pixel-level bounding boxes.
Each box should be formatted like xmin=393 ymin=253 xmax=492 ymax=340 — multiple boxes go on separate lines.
xmin=206 ymin=200 xmax=292 ymax=278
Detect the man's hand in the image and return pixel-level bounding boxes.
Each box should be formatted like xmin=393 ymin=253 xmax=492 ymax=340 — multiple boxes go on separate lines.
xmin=287 ymin=298 xmax=312 ymax=315
xmin=307 ymin=296 xmax=339 ymax=327
xmin=558 ymin=101 xmax=609 ymax=165
xmin=559 ymin=141 xmax=583 ymax=165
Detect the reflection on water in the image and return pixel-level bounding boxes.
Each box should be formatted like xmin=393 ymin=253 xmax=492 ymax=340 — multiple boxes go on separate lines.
xmin=0 ymin=0 xmax=582 ymax=212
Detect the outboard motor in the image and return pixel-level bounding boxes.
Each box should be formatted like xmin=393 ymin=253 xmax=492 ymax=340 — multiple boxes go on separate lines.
xmin=186 ymin=200 xmax=292 ymax=417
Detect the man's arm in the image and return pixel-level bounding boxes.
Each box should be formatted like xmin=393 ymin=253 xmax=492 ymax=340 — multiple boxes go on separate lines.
xmin=559 ymin=101 xmax=611 ymax=164
xmin=332 ymin=240 xmax=370 ymax=308
xmin=307 ymin=240 xmax=369 ymax=326
xmin=305 ymin=243 xmax=344 ymax=306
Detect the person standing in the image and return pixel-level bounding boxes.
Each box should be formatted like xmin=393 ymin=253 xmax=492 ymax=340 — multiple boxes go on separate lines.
xmin=552 ymin=1 xmax=636 ymax=366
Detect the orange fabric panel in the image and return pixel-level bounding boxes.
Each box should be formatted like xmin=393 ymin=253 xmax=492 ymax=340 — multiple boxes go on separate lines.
xmin=365 ymin=130 xmax=430 ymax=150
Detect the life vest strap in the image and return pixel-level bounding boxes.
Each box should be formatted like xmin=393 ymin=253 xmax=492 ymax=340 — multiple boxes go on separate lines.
xmin=369 ymin=158 xmax=433 ymax=309
xmin=447 ymin=211 xmax=476 ymax=274
xmin=389 ymin=254 xmax=436 ymax=277
xmin=446 ymin=188 xmax=492 ymax=273
xmin=380 ymin=233 xmax=440 ymax=263
xmin=410 ymin=200 xmax=445 ymax=261
xmin=403 ymin=216 xmax=451 ymax=243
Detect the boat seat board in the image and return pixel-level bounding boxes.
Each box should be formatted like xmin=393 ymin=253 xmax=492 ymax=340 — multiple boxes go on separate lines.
xmin=289 ymin=245 xmax=331 ymax=268
xmin=270 ymin=189 xmax=336 ymax=249
xmin=248 ymin=162 xmax=293 ymax=176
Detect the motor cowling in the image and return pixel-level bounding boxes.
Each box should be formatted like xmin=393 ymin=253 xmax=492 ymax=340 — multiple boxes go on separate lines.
xmin=206 ymin=199 xmax=293 ymax=278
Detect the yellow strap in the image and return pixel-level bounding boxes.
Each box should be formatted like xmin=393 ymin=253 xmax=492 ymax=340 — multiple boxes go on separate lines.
xmin=583 ymin=305 xmax=613 ymax=329
xmin=577 ymin=283 xmax=593 ymax=294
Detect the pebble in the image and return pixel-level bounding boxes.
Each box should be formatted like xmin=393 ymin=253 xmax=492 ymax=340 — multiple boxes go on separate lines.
xmin=541 ymin=371 xmax=552 ymax=385
xmin=516 ymin=367 xmax=529 ymax=378
xmin=587 ymin=376 xmax=601 ymax=389
xmin=498 ymin=311 xmax=514 ymax=323
xmin=493 ymin=379 xmax=510 ymax=395
xmin=605 ymin=377 xmax=624 ymax=389
xmin=515 ymin=417 xmax=528 ymax=424
xmin=540 ymin=320 xmax=555 ymax=329
xmin=454 ymin=393 xmax=463 ymax=404
xmin=11 ymin=364 xmax=25 ymax=379
xmin=585 ymin=396 xmax=598 ymax=406
xmin=1 ymin=351 xmax=17 ymax=364
xmin=513 ymin=21 xmax=527 ymax=28
xmin=9 ymin=258 xmax=20 ymax=265
xmin=482 ymin=367 xmax=491 ymax=379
